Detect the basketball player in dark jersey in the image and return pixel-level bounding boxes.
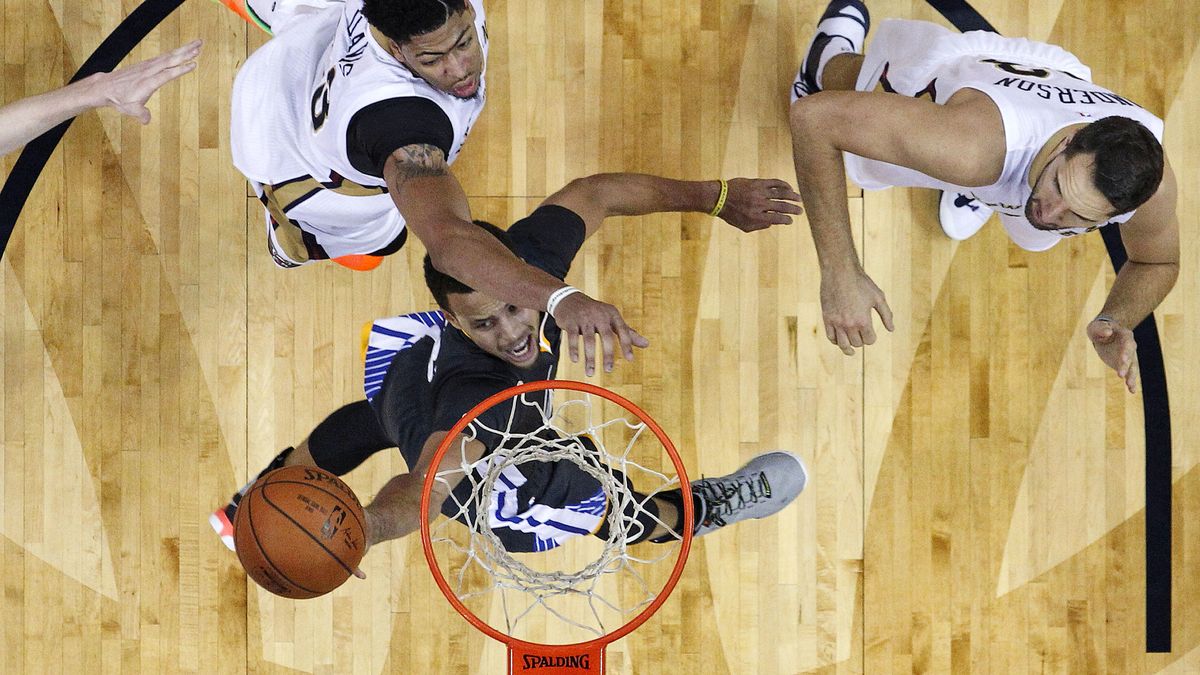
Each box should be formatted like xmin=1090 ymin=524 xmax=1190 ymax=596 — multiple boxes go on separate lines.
xmin=212 ymin=172 xmax=808 ymax=555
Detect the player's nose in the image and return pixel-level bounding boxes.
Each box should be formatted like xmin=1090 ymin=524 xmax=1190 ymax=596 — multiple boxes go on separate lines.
xmin=498 ymin=317 xmax=524 ymax=341
xmin=446 ymin=53 xmax=471 ymax=81
xmin=1044 ymin=199 xmax=1070 ymax=225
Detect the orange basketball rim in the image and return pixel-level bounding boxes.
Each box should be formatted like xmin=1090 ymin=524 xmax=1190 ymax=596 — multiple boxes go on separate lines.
xmin=419 ymin=380 xmax=693 ymax=675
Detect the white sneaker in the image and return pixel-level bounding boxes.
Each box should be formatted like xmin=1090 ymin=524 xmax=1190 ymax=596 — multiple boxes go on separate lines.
xmin=938 ymin=191 xmax=993 ymax=240
xmin=791 ymin=0 xmax=870 ymax=102
xmin=692 ymin=452 xmax=807 ymax=538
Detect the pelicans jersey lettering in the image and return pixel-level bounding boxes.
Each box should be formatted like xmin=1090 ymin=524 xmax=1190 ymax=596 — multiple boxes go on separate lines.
xmin=844 ymin=20 xmax=1163 ymax=251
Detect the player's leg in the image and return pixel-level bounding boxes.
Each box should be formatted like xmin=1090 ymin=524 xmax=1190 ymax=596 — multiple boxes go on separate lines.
xmin=791 ymin=0 xmax=870 ymax=100
xmin=210 ymin=400 xmax=395 ymax=550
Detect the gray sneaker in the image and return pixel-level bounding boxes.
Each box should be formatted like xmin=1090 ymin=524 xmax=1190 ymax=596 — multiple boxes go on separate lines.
xmin=692 ymin=451 xmax=808 ymax=538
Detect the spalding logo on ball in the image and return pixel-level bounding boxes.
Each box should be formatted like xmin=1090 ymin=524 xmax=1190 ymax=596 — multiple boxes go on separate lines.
xmin=233 ymin=465 xmax=367 ymax=599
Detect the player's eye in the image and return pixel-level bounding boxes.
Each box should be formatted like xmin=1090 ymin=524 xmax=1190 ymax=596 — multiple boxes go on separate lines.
xmin=457 ymin=37 xmax=472 ymax=50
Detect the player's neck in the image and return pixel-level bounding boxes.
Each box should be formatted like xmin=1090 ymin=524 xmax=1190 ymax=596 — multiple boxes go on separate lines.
xmin=1028 ymin=124 xmax=1087 ymax=188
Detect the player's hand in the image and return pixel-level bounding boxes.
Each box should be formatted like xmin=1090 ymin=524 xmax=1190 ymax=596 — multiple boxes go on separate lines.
xmin=717 ymin=178 xmax=804 ymax=232
xmin=820 ymin=268 xmax=894 ymax=355
xmin=1087 ymin=317 xmax=1138 ymax=393
xmin=95 ymin=40 xmax=203 ymax=124
xmin=552 ymin=292 xmax=649 ymax=376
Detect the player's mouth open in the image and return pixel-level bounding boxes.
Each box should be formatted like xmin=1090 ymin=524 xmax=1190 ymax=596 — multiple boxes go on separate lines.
xmin=453 ymin=78 xmax=478 ymax=97
xmin=506 ymin=334 xmax=534 ymax=362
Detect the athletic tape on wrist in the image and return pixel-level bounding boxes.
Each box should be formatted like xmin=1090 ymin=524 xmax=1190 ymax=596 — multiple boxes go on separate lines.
xmin=546 ymin=285 xmax=582 ymax=318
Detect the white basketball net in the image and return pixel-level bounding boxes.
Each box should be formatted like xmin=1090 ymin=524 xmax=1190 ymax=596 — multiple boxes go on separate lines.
xmin=428 ymin=387 xmax=687 ymax=643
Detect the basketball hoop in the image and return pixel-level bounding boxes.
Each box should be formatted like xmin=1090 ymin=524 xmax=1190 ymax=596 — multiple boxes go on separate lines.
xmin=420 ymin=380 xmax=693 ymax=674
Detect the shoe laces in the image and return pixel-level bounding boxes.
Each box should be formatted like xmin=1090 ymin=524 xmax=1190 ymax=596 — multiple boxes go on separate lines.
xmin=694 ymin=470 xmax=772 ymax=529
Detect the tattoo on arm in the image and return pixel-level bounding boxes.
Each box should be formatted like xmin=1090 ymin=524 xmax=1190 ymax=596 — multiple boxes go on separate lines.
xmin=388 ymin=143 xmax=449 ymax=187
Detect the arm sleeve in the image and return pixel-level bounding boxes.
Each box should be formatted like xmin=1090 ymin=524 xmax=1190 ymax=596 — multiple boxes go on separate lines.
xmin=506 ymin=205 xmax=587 ymax=281
xmin=345 ymin=97 xmax=455 ymax=178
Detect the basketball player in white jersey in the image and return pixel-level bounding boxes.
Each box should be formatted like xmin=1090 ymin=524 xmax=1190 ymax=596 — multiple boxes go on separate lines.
xmin=225 ymin=0 xmax=672 ymax=377
xmin=788 ymin=0 xmax=1178 ymax=393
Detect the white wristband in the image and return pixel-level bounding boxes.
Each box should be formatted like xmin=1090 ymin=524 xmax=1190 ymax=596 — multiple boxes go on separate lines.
xmin=546 ymin=285 xmax=582 ymax=318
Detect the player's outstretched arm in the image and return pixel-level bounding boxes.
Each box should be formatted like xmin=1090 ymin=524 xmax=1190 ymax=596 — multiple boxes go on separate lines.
xmin=384 ymin=145 xmax=648 ymax=376
xmin=363 ymin=431 xmax=487 ymax=547
xmin=534 ymin=173 xmax=802 ymax=373
xmin=788 ymin=89 xmax=1000 ymax=354
xmin=1086 ymin=161 xmax=1180 ymax=393
xmin=0 ymin=40 xmax=202 ymax=156
xmin=540 ymin=173 xmax=803 ymax=239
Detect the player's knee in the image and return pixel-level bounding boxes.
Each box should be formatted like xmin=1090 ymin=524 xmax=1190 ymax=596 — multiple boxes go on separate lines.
xmin=788 ymin=92 xmax=832 ymax=135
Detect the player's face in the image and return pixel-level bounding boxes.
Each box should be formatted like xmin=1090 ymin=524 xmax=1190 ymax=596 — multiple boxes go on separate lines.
xmin=1025 ymin=150 xmax=1116 ymax=232
xmin=445 ymin=292 xmax=542 ymax=368
xmin=393 ymin=7 xmax=484 ymax=99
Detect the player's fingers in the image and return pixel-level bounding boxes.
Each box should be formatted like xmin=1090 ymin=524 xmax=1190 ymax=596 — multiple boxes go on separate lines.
xmin=612 ymin=321 xmax=640 ymax=361
xmin=1119 ymin=339 xmax=1136 ymax=377
xmin=165 ymin=39 xmax=204 ymax=65
xmin=834 ymin=328 xmax=855 ymax=356
xmin=824 ymin=321 xmax=836 ymax=344
xmin=762 ymin=212 xmax=793 ymax=226
xmin=598 ymin=326 xmax=616 ymax=373
xmin=847 ymin=328 xmax=864 ymax=349
xmin=352 ymin=567 xmax=366 ymax=580
xmin=1127 ymin=367 xmax=1139 ymax=394
xmin=861 ymin=323 xmax=877 ymax=346
xmin=875 ymin=298 xmax=895 ymax=332
xmin=566 ymin=327 xmax=580 ymax=364
xmin=769 ymin=200 xmax=804 ymax=215
xmin=764 ymin=178 xmax=799 ymax=196
xmin=582 ymin=328 xmax=597 ymax=377
xmin=149 ymin=60 xmax=199 ymax=88
xmin=628 ymin=327 xmax=649 ymax=349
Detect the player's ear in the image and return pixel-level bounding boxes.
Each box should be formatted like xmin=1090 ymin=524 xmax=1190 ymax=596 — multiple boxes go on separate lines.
xmin=442 ymin=309 xmax=461 ymax=330
xmin=386 ymin=39 xmax=407 ymax=66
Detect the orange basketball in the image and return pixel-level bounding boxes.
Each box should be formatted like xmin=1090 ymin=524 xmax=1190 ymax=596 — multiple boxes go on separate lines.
xmin=233 ymin=465 xmax=367 ymax=599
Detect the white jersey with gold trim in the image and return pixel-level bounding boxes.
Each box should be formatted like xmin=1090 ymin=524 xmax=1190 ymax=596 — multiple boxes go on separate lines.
xmin=845 ymin=20 xmax=1164 ymax=251
xmin=230 ymin=0 xmax=488 ymax=263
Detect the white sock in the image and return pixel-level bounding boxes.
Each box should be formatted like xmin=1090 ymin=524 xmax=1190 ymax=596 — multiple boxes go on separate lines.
xmin=813 ymin=6 xmax=868 ymax=89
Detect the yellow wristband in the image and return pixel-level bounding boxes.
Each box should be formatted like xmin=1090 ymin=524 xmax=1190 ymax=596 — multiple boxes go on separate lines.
xmin=709 ymin=179 xmax=729 ymax=217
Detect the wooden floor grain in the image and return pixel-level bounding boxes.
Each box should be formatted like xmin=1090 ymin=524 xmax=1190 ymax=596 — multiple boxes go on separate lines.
xmin=1 ymin=0 xmax=1198 ymax=672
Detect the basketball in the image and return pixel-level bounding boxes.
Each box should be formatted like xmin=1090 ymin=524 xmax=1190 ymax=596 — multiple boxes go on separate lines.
xmin=233 ymin=465 xmax=367 ymax=599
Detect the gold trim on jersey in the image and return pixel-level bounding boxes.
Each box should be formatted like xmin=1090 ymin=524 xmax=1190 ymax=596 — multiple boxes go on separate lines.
xmin=260 ymin=175 xmax=389 ymax=263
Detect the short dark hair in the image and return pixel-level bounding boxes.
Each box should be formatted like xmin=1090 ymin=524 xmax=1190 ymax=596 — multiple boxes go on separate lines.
xmin=423 ymin=220 xmax=518 ymax=312
xmin=1063 ymin=116 xmax=1163 ymax=215
xmin=362 ymin=0 xmax=469 ymax=45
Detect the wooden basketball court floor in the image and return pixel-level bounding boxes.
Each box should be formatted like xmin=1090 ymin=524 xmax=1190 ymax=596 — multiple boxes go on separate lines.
xmin=1 ymin=0 xmax=1198 ymax=672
